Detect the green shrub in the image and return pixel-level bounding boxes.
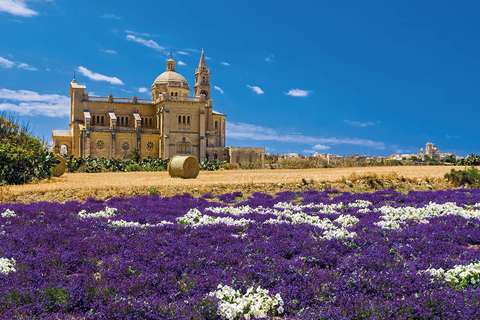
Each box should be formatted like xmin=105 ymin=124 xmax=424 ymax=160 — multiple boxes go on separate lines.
xmin=125 ymin=163 xmax=142 ymax=172
xmin=445 ymin=166 xmax=480 ymax=187
xmin=200 ymin=159 xmax=226 ymax=171
xmin=0 ymin=114 xmax=58 ymax=185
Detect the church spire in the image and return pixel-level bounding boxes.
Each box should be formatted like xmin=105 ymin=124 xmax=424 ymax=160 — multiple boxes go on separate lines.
xmin=194 ymin=49 xmax=211 ymax=99
xmin=198 ymin=48 xmax=207 ymax=69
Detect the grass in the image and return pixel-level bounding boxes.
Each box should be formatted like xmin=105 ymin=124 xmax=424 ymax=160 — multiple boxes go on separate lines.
xmin=0 ymin=166 xmax=466 ymax=204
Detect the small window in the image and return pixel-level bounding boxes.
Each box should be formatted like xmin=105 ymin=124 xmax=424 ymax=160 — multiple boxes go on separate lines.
xmin=149 ymin=118 xmax=152 ymax=126
xmin=120 ymin=117 xmax=124 ymax=125
xmin=187 ymin=116 xmax=190 ymax=125
xmin=175 ymin=92 xmax=178 ymax=96
xmin=101 ymin=116 xmax=104 ymax=124
xmin=178 ymin=115 xmax=181 ymax=124
xmin=126 ymin=117 xmax=129 ymax=125
xmin=183 ymin=116 xmax=186 ymax=124
xmin=215 ymin=121 xmax=218 ymax=129
xmin=171 ymin=92 xmax=174 ymax=96
xmin=141 ymin=118 xmax=144 ymax=126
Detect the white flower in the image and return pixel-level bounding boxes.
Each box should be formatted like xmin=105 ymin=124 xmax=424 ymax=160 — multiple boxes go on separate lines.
xmin=78 ymin=206 xmax=118 ymax=219
xmin=1 ymin=209 xmax=16 ymax=218
xmin=209 ymin=284 xmax=284 ymax=319
xmin=108 ymin=219 xmax=173 ymax=228
xmin=0 ymin=257 xmax=16 ymax=275
xmin=177 ymin=209 xmax=254 ymax=228
xmin=334 ymin=214 xmax=359 ymax=227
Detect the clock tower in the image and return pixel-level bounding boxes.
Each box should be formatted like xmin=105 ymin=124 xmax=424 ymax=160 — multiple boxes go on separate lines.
xmin=194 ymin=49 xmax=211 ymax=99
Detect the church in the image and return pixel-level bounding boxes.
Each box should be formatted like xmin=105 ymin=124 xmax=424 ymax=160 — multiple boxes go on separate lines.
xmin=52 ymin=51 xmax=264 ymax=166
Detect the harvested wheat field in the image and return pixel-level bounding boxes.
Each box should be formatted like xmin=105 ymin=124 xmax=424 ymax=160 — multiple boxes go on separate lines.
xmin=0 ymin=166 xmax=464 ymax=203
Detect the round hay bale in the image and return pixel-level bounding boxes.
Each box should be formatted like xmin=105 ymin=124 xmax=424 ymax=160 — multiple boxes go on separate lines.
xmin=51 ymin=154 xmax=67 ymax=177
xmin=168 ymin=155 xmax=200 ymax=179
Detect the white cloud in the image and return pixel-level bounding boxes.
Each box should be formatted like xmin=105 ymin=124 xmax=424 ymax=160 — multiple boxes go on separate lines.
xmin=0 ymin=89 xmax=70 ymax=117
xmin=0 ymin=0 xmax=38 ymax=17
xmin=125 ymin=30 xmax=152 ymax=37
xmin=176 ymin=51 xmax=190 ymax=55
xmin=138 ymin=87 xmax=148 ymax=93
xmin=101 ymin=49 xmax=117 ymax=55
xmin=247 ymin=85 xmax=264 ymax=95
xmin=343 ymin=119 xmax=376 ymax=127
xmin=205 ymin=56 xmax=212 ymax=60
xmin=227 ymin=122 xmax=385 ymax=149
xmin=0 ymin=56 xmax=15 ymax=68
xmin=220 ymin=62 xmax=230 ymax=66
xmin=265 ymin=53 xmax=274 ymax=62
xmin=76 ymin=66 xmax=123 ymax=85
xmin=126 ymin=35 xmax=165 ymax=52
xmin=17 ymin=62 xmax=36 ymax=71
xmin=285 ymin=89 xmax=312 ymax=97
xmin=177 ymin=61 xmax=186 ymax=66
xmin=213 ymin=86 xmax=224 ymax=94
xmin=101 ymin=13 xmax=121 ymax=19
xmin=183 ymin=48 xmax=200 ymax=53
xmin=311 ymin=144 xmax=330 ymax=150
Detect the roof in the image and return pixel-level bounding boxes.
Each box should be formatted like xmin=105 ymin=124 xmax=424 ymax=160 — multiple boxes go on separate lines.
xmin=52 ymin=130 xmax=71 ymax=137
xmin=212 ymin=110 xmax=225 ymax=116
xmin=154 ymin=71 xmax=189 ymax=87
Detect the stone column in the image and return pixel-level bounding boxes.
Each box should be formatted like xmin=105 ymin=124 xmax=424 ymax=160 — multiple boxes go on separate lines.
xmin=164 ymin=107 xmax=170 ymax=158
xmin=85 ymin=131 xmax=91 ymax=157
xmin=199 ymin=107 xmax=206 ymax=161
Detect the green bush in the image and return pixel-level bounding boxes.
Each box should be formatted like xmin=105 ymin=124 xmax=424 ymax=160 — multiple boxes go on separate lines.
xmin=0 ymin=114 xmax=59 ymax=185
xmin=125 ymin=163 xmax=142 ymax=172
xmin=200 ymin=159 xmax=226 ymax=171
xmin=444 ymin=166 xmax=480 ymax=187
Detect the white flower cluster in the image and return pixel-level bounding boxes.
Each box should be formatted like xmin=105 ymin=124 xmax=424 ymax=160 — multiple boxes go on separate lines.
xmin=375 ymin=202 xmax=480 ymax=229
xmin=108 ymin=219 xmax=173 ymax=228
xmin=177 ymin=209 xmax=254 ymax=228
xmin=348 ymin=200 xmax=373 ymax=208
xmin=208 ymin=284 xmax=284 ymax=320
xmin=0 ymin=257 xmax=16 ymax=275
xmin=206 ymin=205 xmax=256 ymax=216
xmin=78 ymin=206 xmax=118 ymax=219
xmin=274 ymin=201 xmax=343 ymax=214
xmin=264 ymin=210 xmax=336 ymax=230
xmin=426 ymin=262 xmax=480 ymax=286
xmin=1 ymin=209 xmax=16 ymax=218
xmin=323 ymin=228 xmax=357 ymax=240
xmin=334 ymin=214 xmax=360 ymax=228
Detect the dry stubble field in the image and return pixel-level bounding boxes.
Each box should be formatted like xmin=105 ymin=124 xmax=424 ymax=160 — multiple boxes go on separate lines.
xmin=0 ymin=166 xmax=460 ymax=204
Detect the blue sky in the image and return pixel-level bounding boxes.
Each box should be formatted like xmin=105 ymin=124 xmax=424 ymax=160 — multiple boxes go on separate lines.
xmin=1 ymin=0 xmax=479 ymax=157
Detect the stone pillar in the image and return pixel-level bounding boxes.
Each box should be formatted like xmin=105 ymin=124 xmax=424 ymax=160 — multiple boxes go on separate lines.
xmin=111 ymin=133 xmax=116 ymax=158
xmin=164 ymin=107 xmax=170 ymax=158
xmin=199 ymin=107 xmax=206 ymax=161
xmin=85 ymin=131 xmax=91 ymax=157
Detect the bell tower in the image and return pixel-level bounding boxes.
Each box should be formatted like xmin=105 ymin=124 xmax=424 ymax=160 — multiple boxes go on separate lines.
xmin=194 ymin=49 xmax=211 ymax=99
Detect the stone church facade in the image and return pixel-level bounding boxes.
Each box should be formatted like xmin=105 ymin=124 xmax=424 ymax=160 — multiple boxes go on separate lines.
xmin=52 ymin=51 xmax=264 ymax=166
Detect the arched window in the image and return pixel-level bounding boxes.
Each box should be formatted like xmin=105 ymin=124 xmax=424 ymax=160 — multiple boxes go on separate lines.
xmin=125 ymin=117 xmax=129 ymax=125
xmin=141 ymin=118 xmax=144 ymax=126
xmin=175 ymin=92 xmax=178 ymax=96
xmin=101 ymin=116 xmax=104 ymax=124
xmin=183 ymin=116 xmax=186 ymax=124
xmin=187 ymin=116 xmax=190 ymax=125
xmin=178 ymin=115 xmax=182 ymax=124
xmin=120 ymin=117 xmax=124 ymax=125
xmin=171 ymin=92 xmax=174 ymax=96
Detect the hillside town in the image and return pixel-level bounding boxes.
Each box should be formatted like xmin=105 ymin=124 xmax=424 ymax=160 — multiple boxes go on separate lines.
xmin=266 ymin=142 xmax=463 ymax=167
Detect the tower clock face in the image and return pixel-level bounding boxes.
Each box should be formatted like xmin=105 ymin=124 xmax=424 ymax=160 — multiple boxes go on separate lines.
xmin=200 ymin=90 xmax=208 ymax=98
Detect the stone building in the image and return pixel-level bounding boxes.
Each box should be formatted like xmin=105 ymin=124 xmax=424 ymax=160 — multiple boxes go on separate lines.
xmin=52 ymin=51 xmax=264 ymax=166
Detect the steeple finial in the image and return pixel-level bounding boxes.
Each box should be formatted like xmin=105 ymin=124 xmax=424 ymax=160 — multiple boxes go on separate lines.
xmin=198 ymin=49 xmax=207 ymax=68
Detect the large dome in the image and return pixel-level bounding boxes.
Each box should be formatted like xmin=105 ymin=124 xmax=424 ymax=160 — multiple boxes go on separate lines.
xmin=153 ymin=70 xmax=189 ymax=87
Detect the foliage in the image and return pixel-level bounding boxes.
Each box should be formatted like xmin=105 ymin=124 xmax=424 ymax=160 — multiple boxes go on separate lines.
xmin=129 ymin=148 xmax=142 ymax=163
xmin=2 ymin=190 xmax=480 ymax=318
xmin=445 ymin=166 xmax=480 ymax=187
xmin=454 ymin=154 xmax=480 ymax=166
xmin=0 ymin=114 xmax=59 ymax=185
xmin=200 ymin=159 xmax=226 ymax=171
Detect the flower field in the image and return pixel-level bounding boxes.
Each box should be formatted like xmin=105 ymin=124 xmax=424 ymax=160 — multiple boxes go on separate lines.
xmin=2 ymin=189 xmax=480 ymax=319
